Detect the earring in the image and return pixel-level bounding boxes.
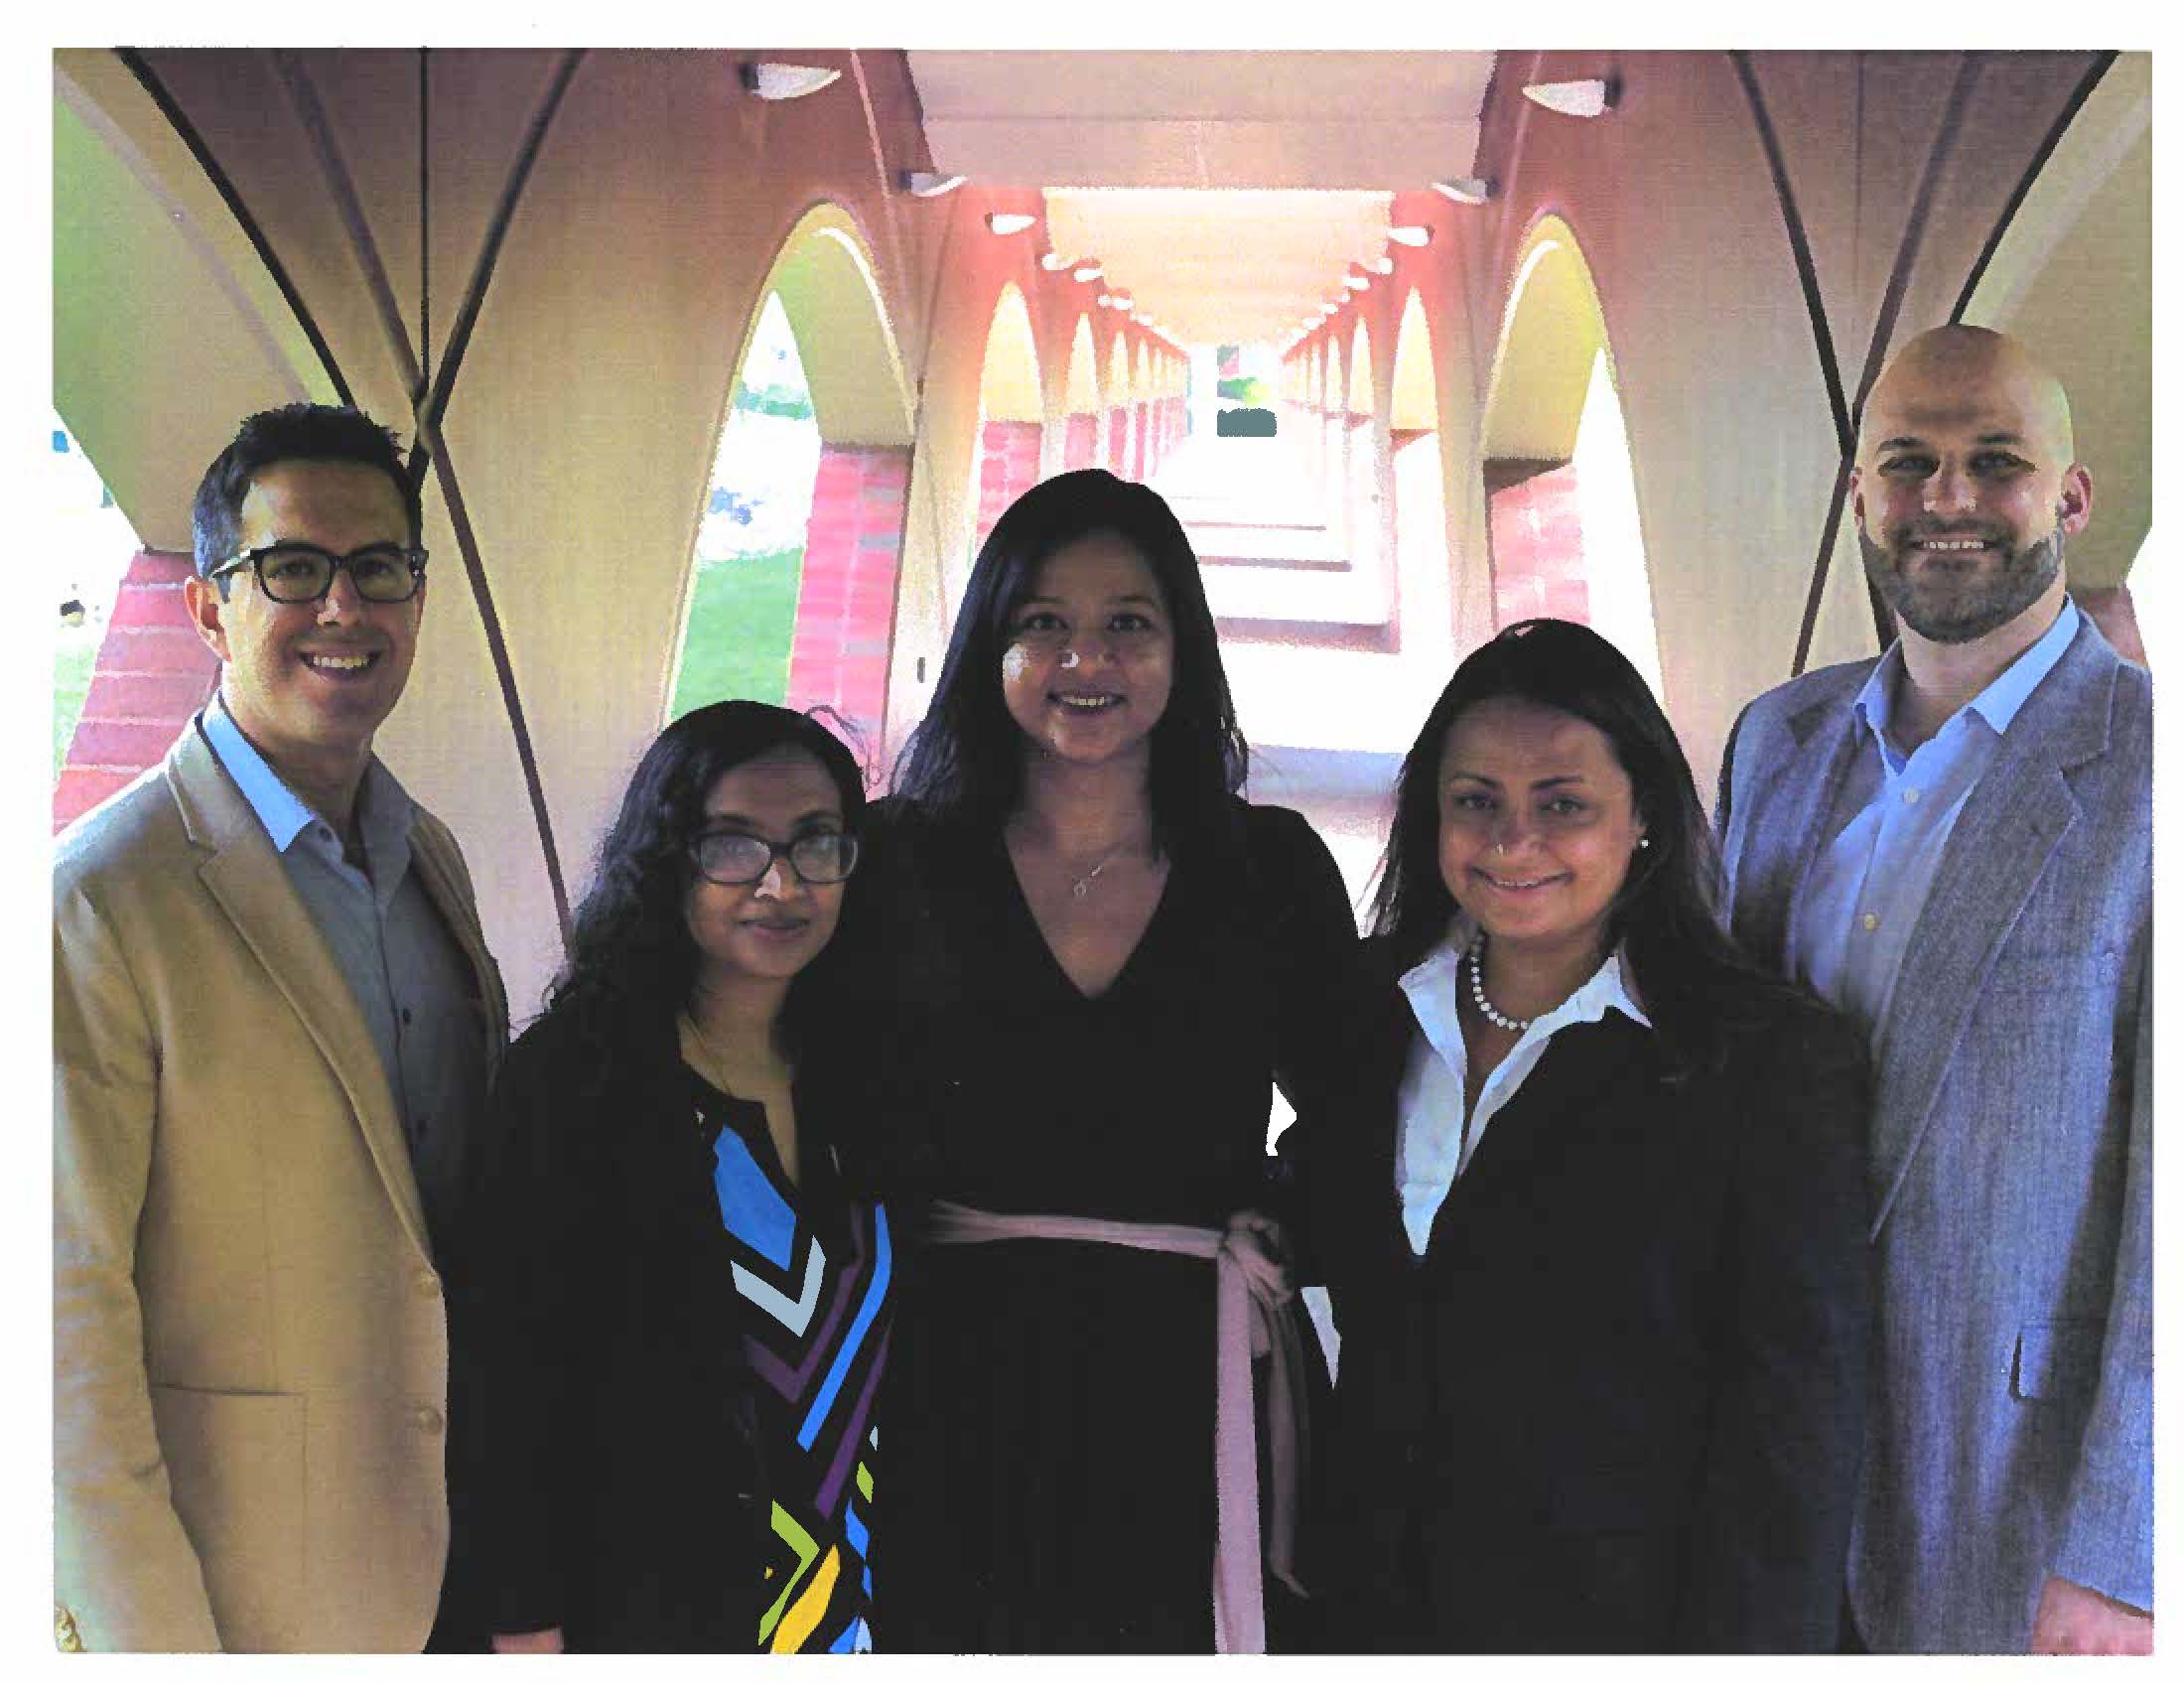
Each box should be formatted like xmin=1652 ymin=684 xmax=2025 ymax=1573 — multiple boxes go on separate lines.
xmin=1636 ymin=836 xmax=1651 ymax=851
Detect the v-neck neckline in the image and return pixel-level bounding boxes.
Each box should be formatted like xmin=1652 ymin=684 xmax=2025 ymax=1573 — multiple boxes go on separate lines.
xmin=995 ymin=828 xmax=1178 ymax=1004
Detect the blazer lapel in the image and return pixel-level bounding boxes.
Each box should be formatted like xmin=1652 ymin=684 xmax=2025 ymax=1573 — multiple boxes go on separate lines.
xmin=1866 ymin=629 xmax=2116 ymax=1234
xmin=1730 ymin=692 xmax=1867 ymax=975
xmin=1429 ymin=1015 xmax=1654 ymax=1243
xmin=167 ymin=727 xmax=434 ymax=1263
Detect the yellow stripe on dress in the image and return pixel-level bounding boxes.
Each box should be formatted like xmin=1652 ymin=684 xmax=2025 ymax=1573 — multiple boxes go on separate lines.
xmin=770 ymin=1546 xmax=842 ymax=1654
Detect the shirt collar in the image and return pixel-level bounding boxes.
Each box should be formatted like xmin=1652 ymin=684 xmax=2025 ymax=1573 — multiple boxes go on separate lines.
xmin=1854 ymin=595 xmax=2081 ymax=748
xmin=200 ymin=692 xmax=317 ymax=853
xmin=1398 ymin=913 xmax=1653 ymax=1033
xmin=199 ymin=692 xmax=415 ymax=875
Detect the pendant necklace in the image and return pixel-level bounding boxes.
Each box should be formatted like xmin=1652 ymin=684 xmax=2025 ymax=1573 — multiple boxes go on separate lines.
xmin=1069 ymin=855 xmax=1116 ymax=900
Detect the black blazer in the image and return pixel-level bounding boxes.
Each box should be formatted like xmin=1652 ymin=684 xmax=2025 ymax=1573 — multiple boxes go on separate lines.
xmin=1302 ymin=937 xmax=1871 ymax=1652
xmin=445 ymin=1003 xmax=778 ymax=1651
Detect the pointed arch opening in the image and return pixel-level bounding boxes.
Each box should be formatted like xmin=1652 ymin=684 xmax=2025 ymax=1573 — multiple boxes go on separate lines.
xmin=668 ymin=203 xmax=912 ymax=756
xmin=1479 ymin=213 xmax=1664 ymax=698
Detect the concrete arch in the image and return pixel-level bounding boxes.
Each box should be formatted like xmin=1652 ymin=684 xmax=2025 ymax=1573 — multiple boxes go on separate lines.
xmin=1063 ymin=315 xmax=1101 ymax=413
xmin=1391 ymin=287 xmax=1438 ymax=433
xmin=751 ymin=202 xmax=914 ymax=450
xmin=670 ymin=200 xmax=914 ymax=755
xmin=979 ymin=282 xmax=1044 ymax=424
xmin=1345 ymin=319 xmax=1375 ymax=417
xmin=1388 ymin=285 xmax=1454 ymax=672
xmin=1480 ymin=212 xmax=1664 ymax=697
xmin=972 ymin=281 xmax=1048 ymax=556
xmin=53 ymin=53 xmax=342 ymax=552
xmin=1959 ymin=52 xmax=2148 ymax=592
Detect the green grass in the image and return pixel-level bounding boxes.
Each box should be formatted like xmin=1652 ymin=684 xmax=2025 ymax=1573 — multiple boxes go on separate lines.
xmin=668 ymin=548 xmax=804 ymax=720
xmin=55 ymin=624 xmax=100 ymax=775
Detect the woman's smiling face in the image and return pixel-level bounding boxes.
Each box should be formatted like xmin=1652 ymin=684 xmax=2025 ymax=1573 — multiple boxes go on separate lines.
xmin=1000 ymin=531 xmax=1174 ymax=770
xmin=1435 ymin=695 xmax=1645 ymax=965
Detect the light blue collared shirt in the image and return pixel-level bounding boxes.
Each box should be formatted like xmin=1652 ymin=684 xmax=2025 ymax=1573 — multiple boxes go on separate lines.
xmin=1788 ymin=598 xmax=2081 ymax=1056
xmin=1394 ymin=915 xmax=1652 ymax=1256
xmin=200 ymin=694 xmax=487 ymax=1254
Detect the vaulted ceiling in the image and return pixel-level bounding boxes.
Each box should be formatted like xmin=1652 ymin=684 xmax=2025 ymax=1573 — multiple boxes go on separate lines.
xmin=907 ymin=51 xmax=1495 ymax=346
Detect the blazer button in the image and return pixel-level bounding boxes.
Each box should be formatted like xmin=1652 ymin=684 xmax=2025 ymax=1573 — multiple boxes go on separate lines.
xmin=413 ymin=1404 xmax=446 ymax=1435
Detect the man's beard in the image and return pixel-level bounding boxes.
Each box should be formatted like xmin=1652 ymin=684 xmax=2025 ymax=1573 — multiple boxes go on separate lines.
xmin=1859 ymin=512 xmax=2065 ymax=644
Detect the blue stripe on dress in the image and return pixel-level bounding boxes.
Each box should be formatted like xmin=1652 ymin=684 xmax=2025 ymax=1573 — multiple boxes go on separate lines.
xmin=797 ymin=1204 xmax=892 ymax=1449
xmin=712 ymin=1126 xmax=797 ymax=1270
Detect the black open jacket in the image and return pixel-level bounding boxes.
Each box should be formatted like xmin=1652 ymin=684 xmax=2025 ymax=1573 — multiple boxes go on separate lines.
xmin=446 ymin=1000 xmax=858 ymax=1651
xmin=1297 ymin=934 xmax=1872 ymax=1652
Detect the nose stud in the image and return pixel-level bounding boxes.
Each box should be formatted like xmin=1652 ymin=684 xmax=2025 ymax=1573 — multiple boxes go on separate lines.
xmin=1059 ymin=649 xmax=1081 ymax=670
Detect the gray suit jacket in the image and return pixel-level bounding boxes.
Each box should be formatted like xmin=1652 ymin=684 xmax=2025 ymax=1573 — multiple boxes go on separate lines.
xmin=55 ymin=720 xmax=509 ymax=1650
xmin=1716 ymin=617 xmax=2150 ymax=1652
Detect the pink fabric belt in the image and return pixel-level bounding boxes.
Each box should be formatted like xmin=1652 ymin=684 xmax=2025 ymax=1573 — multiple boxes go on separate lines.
xmin=924 ymin=1198 xmax=1310 ymax=1653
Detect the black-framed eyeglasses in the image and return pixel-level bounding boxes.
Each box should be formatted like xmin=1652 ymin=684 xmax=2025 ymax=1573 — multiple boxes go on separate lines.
xmin=208 ymin=542 xmax=429 ymax=605
xmin=689 ymin=828 xmax=860 ymax=887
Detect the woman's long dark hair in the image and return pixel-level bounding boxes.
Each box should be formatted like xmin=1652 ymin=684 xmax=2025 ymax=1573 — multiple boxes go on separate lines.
xmin=890 ymin=469 xmax=1247 ymax=862
xmin=547 ymin=701 xmax=869 ymax=1063
xmin=1371 ymin=618 xmax=1803 ymax=1075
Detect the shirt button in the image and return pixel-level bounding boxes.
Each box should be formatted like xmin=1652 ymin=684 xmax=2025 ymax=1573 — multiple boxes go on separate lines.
xmin=1902 ymin=788 xmax=1921 ymax=804
xmin=412 ymin=1405 xmax=445 ymax=1436
xmin=1861 ymin=913 xmax=1880 ymax=931
xmin=400 ymin=1007 xmax=412 ymax=1026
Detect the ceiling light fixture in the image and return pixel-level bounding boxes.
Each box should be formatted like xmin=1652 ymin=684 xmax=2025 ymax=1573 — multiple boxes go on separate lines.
xmin=1096 ymin=293 xmax=1114 ymax=307
xmin=1039 ymin=252 xmax=1075 ymax=271
xmin=985 ymin=211 xmax=1036 ymax=235
xmin=1522 ymin=77 xmax=1617 ymax=118
xmin=1073 ymin=263 xmax=1103 ymax=283
xmin=1370 ymin=256 xmax=1396 ymax=275
xmin=741 ymin=63 xmax=841 ymax=101
xmin=1432 ymin=177 xmax=1495 ymax=205
xmin=900 ymin=171 xmax=968 ymax=198
xmin=1387 ymin=224 xmax=1433 ymax=247
xmin=1344 ymin=275 xmax=1370 ymax=292
xmin=1112 ymin=293 xmax=1134 ymax=311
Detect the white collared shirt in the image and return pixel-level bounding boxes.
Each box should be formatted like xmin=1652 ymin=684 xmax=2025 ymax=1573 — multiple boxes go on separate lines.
xmin=1394 ymin=918 xmax=1652 ymax=1256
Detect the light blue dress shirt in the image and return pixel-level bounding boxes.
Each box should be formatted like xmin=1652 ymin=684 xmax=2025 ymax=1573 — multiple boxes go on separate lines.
xmin=1788 ymin=598 xmax=2080 ymax=1061
xmin=1395 ymin=916 xmax=1652 ymax=1256
xmin=199 ymin=695 xmax=487 ymax=1252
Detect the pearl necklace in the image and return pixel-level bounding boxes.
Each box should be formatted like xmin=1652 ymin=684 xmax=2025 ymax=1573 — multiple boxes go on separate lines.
xmin=1466 ymin=930 xmax=1532 ymax=1032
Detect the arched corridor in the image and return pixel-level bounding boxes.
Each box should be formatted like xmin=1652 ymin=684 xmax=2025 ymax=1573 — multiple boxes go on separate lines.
xmin=52 ymin=47 xmax=2151 ymax=1012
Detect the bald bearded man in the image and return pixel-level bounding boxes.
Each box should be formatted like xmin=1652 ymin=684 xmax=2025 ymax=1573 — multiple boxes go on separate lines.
xmin=1716 ymin=327 xmax=2150 ymax=1652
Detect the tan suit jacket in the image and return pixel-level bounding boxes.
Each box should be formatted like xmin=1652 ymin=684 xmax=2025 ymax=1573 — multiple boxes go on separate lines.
xmin=54 ymin=720 xmax=508 ymax=1651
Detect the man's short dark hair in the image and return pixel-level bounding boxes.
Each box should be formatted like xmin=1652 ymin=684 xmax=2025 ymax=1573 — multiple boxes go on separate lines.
xmin=191 ymin=403 xmax=420 ymax=579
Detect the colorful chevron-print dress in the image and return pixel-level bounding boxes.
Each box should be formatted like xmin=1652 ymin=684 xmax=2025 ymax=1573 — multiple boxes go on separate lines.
xmin=700 ymin=1078 xmax=891 ymax=1653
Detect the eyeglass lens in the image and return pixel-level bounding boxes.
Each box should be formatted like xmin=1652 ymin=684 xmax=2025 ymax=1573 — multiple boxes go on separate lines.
xmin=694 ymin=830 xmax=858 ymax=885
xmin=255 ymin=545 xmax=420 ymax=603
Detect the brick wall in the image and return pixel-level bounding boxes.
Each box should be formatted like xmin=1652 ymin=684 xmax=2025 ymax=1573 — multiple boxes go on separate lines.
xmin=55 ymin=549 xmax=218 ymax=832
xmin=973 ymin=419 xmax=1042 ymax=555
xmin=1486 ymin=460 xmax=1590 ymax=630
xmin=785 ymin=445 xmax=909 ymax=771
xmin=1064 ymin=412 xmax=1099 ymax=473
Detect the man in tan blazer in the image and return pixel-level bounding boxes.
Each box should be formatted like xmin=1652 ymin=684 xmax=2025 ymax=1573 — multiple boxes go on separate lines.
xmin=54 ymin=404 xmax=508 ymax=1651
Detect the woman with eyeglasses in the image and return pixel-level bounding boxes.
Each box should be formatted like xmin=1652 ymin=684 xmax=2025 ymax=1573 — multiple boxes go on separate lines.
xmin=860 ymin=470 xmax=1357 ymax=1652
xmin=452 ymin=702 xmax=888 ymax=1652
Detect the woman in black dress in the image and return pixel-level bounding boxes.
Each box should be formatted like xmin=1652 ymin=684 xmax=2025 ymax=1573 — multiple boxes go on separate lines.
xmin=1304 ymin=619 xmax=1869 ymax=1651
xmin=453 ymin=702 xmax=891 ymax=1652
xmin=861 ymin=470 xmax=1356 ymax=1652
